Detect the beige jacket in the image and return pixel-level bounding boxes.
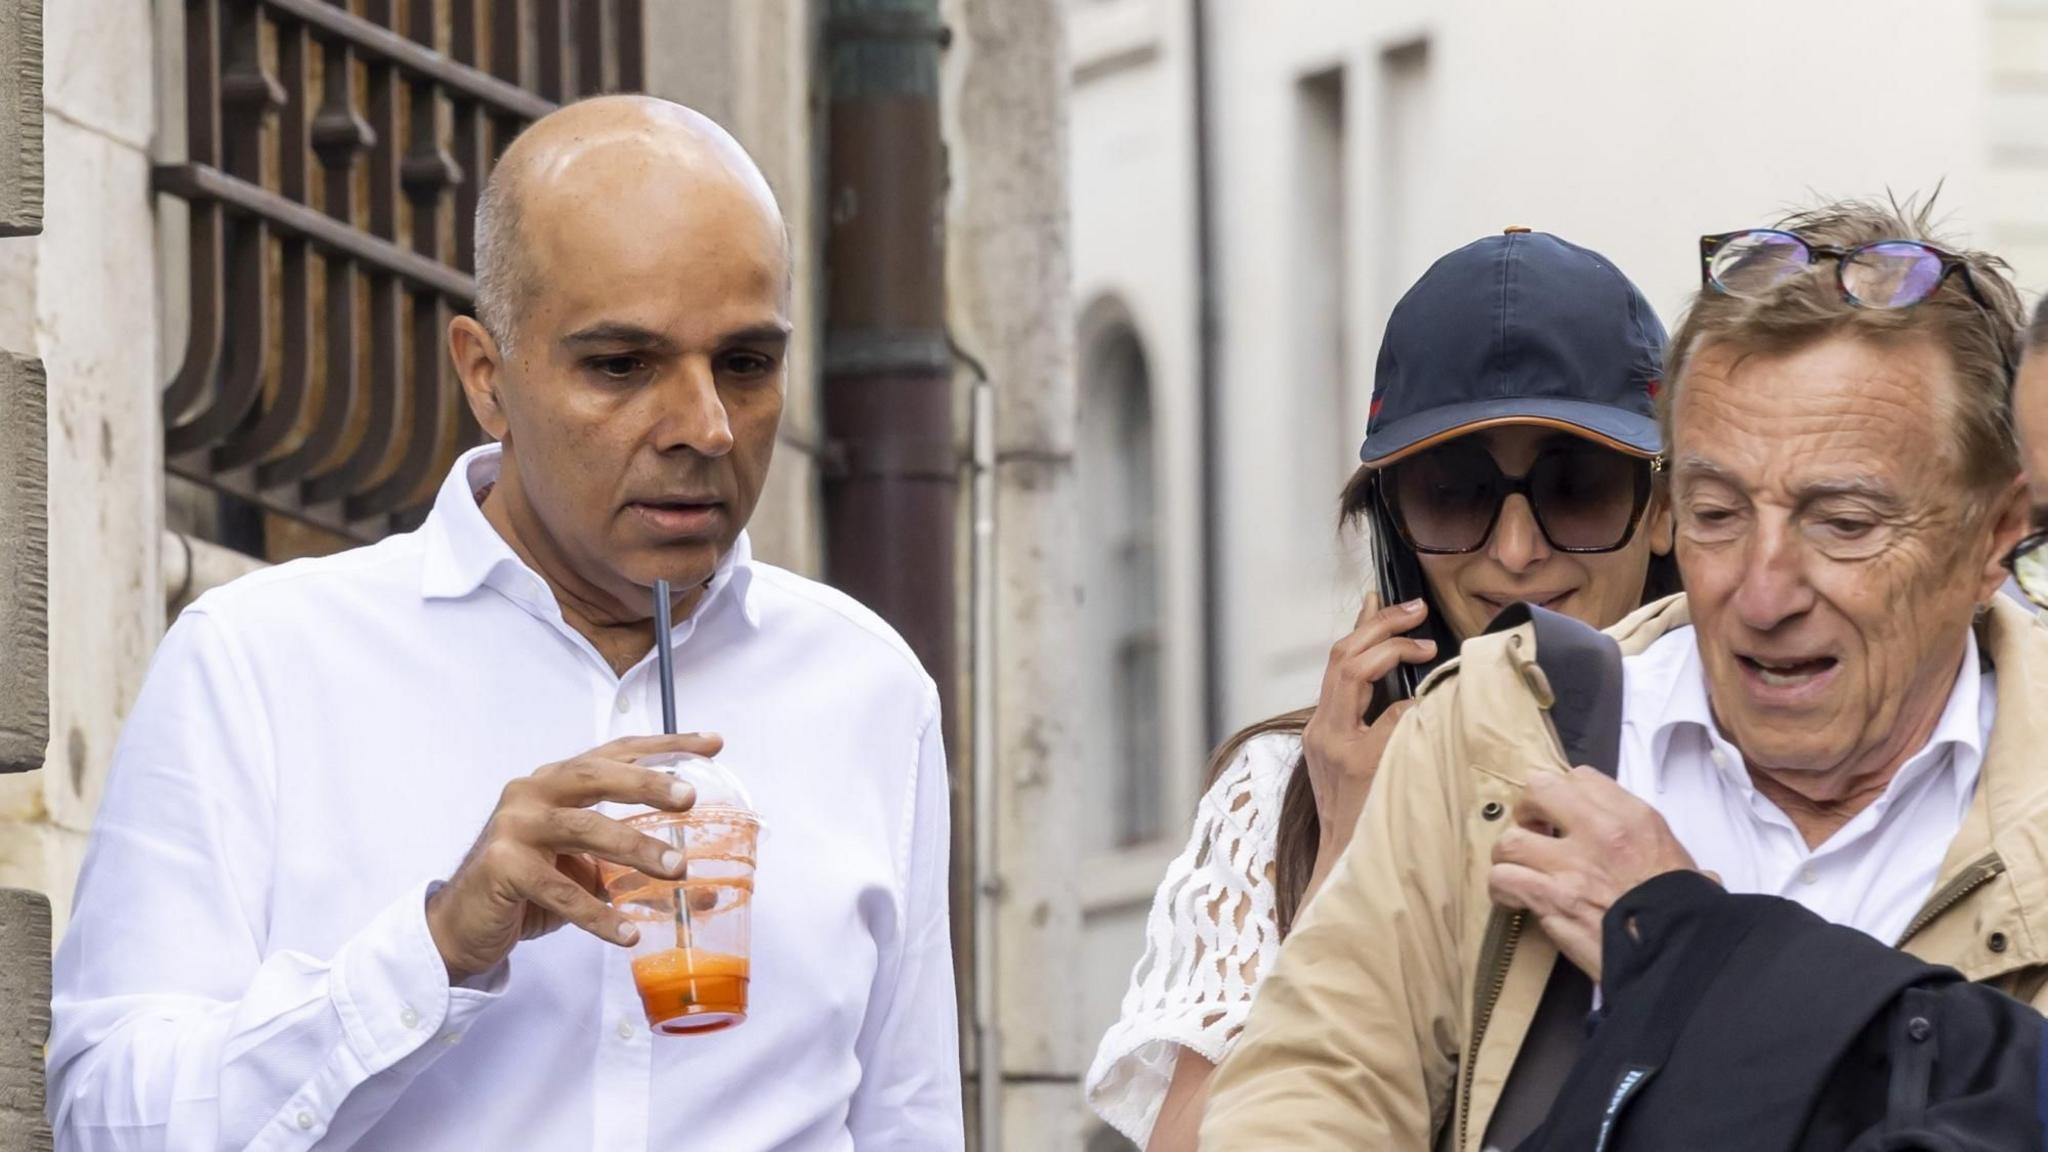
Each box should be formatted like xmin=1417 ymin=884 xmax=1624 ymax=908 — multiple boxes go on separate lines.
xmin=1202 ymin=595 xmax=2048 ymax=1151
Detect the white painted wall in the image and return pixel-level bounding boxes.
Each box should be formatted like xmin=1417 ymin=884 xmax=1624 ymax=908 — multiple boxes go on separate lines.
xmin=1065 ymin=0 xmax=1205 ymax=1091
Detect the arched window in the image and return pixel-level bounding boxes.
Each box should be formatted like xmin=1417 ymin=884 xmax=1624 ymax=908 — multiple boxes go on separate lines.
xmin=1077 ymin=311 xmax=1164 ymax=850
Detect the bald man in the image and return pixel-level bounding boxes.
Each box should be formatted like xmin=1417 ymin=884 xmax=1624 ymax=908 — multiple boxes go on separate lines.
xmin=48 ymin=97 xmax=962 ymax=1151
xmin=2015 ymin=295 xmax=2048 ymax=610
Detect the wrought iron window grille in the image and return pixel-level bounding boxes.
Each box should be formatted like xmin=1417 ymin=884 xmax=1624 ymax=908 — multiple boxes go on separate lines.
xmin=158 ymin=0 xmax=645 ymax=549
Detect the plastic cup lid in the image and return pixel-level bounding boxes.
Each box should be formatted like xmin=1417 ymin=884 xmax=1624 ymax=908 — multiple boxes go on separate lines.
xmin=646 ymin=752 xmax=758 ymax=814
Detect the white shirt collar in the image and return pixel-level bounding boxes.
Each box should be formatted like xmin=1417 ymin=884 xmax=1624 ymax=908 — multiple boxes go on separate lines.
xmin=419 ymin=442 xmax=760 ymax=630
xmin=1640 ymin=625 xmax=1988 ymax=810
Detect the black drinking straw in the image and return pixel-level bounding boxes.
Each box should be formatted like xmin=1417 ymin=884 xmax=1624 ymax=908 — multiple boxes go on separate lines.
xmin=652 ymin=579 xmax=692 ymax=949
xmin=653 ymin=579 xmax=679 ymax=736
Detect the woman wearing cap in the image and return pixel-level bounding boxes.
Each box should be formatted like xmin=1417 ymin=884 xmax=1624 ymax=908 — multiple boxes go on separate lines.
xmin=1085 ymin=230 xmax=1681 ymax=1151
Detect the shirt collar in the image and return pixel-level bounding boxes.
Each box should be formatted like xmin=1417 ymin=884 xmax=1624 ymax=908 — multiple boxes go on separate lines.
xmin=419 ymin=443 xmax=761 ymax=630
xmin=1643 ymin=626 xmax=1988 ymax=808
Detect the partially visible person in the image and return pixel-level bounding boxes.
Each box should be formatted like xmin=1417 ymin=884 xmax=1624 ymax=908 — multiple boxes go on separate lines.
xmin=1203 ymin=198 xmax=2047 ymax=1151
xmin=1086 ymin=230 xmax=1678 ymax=1150
xmin=2012 ymin=292 xmax=2048 ymax=610
xmin=47 ymin=97 xmax=960 ymax=1150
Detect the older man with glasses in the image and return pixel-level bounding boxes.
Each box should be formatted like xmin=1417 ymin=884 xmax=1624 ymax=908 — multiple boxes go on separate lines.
xmin=1200 ymin=198 xmax=2048 ymax=1151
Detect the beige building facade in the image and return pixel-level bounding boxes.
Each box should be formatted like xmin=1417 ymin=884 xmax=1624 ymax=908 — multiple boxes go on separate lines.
xmin=1070 ymin=1 xmax=2048 ymax=1145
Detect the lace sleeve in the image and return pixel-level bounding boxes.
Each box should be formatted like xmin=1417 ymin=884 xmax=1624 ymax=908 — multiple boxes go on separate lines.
xmin=1084 ymin=732 xmax=1300 ymax=1147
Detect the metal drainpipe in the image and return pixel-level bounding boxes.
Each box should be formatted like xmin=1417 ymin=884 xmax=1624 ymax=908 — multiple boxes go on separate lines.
xmin=820 ymin=0 xmax=957 ymax=736
xmin=819 ymin=1 xmax=976 ymax=1132
xmin=1190 ymin=0 xmax=1226 ymax=746
xmin=965 ymin=348 xmax=1001 ymax=1152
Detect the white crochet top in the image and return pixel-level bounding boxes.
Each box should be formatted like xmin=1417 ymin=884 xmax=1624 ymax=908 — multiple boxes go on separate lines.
xmin=1084 ymin=731 xmax=1302 ymax=1147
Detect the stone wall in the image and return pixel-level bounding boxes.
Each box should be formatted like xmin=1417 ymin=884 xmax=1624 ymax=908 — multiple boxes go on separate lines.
xmin=0 ymin=0 xmax=163 ymax=938
xmin=0 ymin=889 xmax=51 ymax=1152
xmin=0 ymin=1 xmax=53 ymax=1147
xmin=942 ymin=0 xmax=1086 ymax=1144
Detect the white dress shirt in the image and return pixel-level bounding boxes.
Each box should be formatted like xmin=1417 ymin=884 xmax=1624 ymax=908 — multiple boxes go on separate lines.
xmin=1619 ymin=625 xmax=1994 ymax=946
xmin=48 ymin=444 xmax=962 ymax=1152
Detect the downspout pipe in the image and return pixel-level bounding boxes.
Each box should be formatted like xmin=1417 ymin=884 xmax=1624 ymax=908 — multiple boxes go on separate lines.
xmin=819 ymin=0 xmax=975 ymax=1130
xmin=820 ymin=0 xmax=958 ymax=744
xmin=965 ymin=347 xmax=1001 ymax=1152
xmin=1190 ymin=0 xmax=1225 ymax=746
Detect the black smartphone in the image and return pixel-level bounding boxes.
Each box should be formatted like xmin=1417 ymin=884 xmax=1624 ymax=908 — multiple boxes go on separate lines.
xmin=1369 ymin=504 xmax=1432 ymax=702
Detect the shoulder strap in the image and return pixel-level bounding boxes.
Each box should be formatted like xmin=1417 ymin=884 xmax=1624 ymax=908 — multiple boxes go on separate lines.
xmin=1484 ymin=602 xmax=1626 ymax=778
xmin=1475 ymin=603 xmax=1627 ymax=1151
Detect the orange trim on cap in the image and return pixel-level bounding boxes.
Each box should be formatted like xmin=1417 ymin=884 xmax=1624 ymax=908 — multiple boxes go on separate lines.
xmin=1363 ymin=415 xmax=1658 ymax=469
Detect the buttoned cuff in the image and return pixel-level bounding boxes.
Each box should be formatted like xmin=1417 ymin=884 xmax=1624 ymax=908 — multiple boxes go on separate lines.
xmin=331 ymin=880 xmax=508 ymax=1074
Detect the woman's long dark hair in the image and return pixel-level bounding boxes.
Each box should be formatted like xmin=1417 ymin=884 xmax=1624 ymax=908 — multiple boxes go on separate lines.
xmin=1208 ymin=464 xmax=1682 ymax=937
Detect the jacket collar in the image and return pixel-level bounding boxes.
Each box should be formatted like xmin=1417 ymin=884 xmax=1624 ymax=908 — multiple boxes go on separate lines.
xmin=418 ymin=443 xmax=761 ymax=630
xmin=1947 ymin=597 xmax=2048 ymax=966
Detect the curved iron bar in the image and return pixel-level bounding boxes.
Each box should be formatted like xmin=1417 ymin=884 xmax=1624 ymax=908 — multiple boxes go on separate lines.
xmin=167 ymin=0 xmax=283 ymax=457
xmin=616 ymin=0 xmax=644 ymax=90
xmin=576 ymin=0 xmax=609 ymax=96
xmin=214 ymin=17 xmax=314 ymax=470
xmin=490 ymin=0 xmax=524 ymax=86
xmin=303 ymin=35 xmax=403 ymax=507
xmin=444 ymin=5 xmax=488 ymax=458
xmin=450 ymin=100 xmax=489 ymax=453
xmin=350 ymin=0 xmax=461 ymax=519
xmin=161 ymin=0 xmax=226 ymax=425
xmin=262 ymin=33 xmax=375 ymax=488
xmin=537 ymin=0 xmax=566 ymax=101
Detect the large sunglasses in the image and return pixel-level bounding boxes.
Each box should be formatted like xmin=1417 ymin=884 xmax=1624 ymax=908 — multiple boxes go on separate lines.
xmin=1700 ymin=229 xmax=2017 ymax=380
xmin=2008 ymin=530 xmax=2048 ymax=611
xmin=1377 ymin=440 xmax=1658 ymax=555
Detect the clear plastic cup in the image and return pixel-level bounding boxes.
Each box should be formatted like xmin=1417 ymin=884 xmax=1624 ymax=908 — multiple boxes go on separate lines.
xmin=600 ymin=756 xmax=761 ymax=1035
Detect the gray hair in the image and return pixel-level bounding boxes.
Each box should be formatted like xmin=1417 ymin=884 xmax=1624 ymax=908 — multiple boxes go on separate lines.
xmin=1664 ymin=194 xmax=2025 ymax=495
xmin=2030 ymin=292 xmax=2048 ymax=353
xmin=472 ymin=165 xmax=527 ymax=353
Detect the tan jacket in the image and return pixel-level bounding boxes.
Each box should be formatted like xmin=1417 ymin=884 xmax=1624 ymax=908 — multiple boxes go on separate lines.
xmin=1202 ymin=595 xmax=2048 ymax=1151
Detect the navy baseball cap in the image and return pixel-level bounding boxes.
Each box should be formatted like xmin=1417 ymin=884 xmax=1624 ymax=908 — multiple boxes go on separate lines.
xmin=1360 ymin=228 xmax=1668 ymax=467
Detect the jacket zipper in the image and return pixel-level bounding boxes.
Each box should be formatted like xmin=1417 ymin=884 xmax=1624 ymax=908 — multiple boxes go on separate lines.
xmin=1896 ymin=853 xmax=2004 ymax=946
xmin=1457 ymin=907 xmax=1524 ymax=1152
xmin=1457 ymin=637 xmax=1568 ymax=1152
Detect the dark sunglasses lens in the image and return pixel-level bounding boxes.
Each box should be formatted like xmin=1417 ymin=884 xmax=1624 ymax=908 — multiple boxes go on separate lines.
xmin=1710 ymin=231 xmax=1809 ymax=297
xmin=1842 ymin=242 xmax=1945 ymax=308
xmin=1527 ymin=449 xmax=1644 ymax=551
xmin=1389 ymin=447 xmax=1499 ymax=552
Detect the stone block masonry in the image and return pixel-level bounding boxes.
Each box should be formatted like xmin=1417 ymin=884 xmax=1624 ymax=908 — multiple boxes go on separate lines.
xmin=0 ymin=888 xmax=52 ymax=1151
xmin=0 ymin=353 xmax=47 ymax=774
xmin=0 ymin=0 xmax=39 ymax=238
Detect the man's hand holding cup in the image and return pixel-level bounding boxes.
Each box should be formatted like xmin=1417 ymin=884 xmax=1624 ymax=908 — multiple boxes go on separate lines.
xmin=427 ymin=733 xmax=722 ymax=982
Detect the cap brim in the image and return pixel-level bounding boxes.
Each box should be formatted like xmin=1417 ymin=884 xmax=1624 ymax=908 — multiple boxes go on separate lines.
xmin=1360 ymin=397 xmax=1661 ymax=467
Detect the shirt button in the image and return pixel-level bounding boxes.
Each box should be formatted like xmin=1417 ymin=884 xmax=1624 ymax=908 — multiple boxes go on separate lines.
xmin=617 ymin=1018 xmax=638 ymax=1040
xmin=615 ymin=695 xmax=632 ymax=715
xmin=296 ymin=1111 xmax=315 ymax=1130
xmin=1799 ymin=867 xmax=1819 ymax=885
xmin=442 ymin=1032 xmax=462 ymax=1046
xmin=1710 ymin=749 xmax=1731 ymax=770
xmin=399 ymin=1006 xmax=420 ymax=1029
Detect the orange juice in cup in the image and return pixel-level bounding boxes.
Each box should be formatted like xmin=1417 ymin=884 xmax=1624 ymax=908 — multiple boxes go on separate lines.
xmin=601 ymin=803 xmax=760 ymax=1035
